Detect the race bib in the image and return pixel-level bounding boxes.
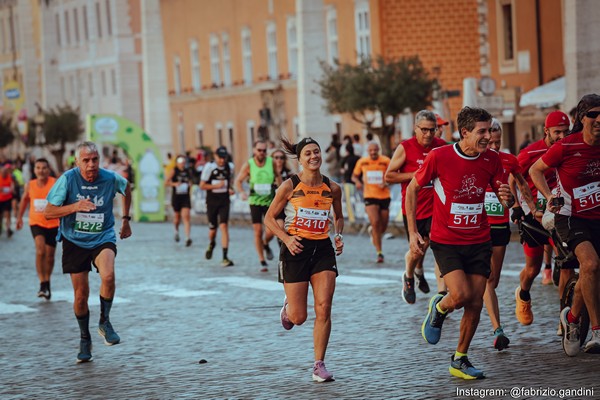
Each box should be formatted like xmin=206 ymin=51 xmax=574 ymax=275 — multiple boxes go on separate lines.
xmin=33 ymin=199 xmax=48 ymax=213
xmin=449 ymin=202 xmax=483 ymax=229
xmin=484 ymin=192 xmax=504 ymax=217
xmin=175 ymin=182 xmax=189 ymax=194
xmin=295 ymin=207 xmax=329 ymax=234
xmin=573 ymin=181 xmax=600 ymax=213
xmin=74 ymin=213 xmax=104 ymax=234
xmin=2 ymin=187 xmax=10 ymax=193
xmin=211 ymin=179 xmax=228 ymax=193
xmin=254 ymin=183 xmax=272 ymax=196
xmin=366 ymin=170 xmax=384 ymax=185
xmin=535 ymin=191 xmax=547 ymax=211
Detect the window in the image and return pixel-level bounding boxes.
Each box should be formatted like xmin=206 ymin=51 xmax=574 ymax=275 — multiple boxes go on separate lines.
xmin=266 ymin=22 xmax=278 ymax=80
xmin=55 ymin=13 xmax=61 ymax=46
xmin=111 ymin=69 xmax=117 ymax=95
xmin=64 ymin=10 xmax=71 ymax=46
xmin=287 ymin=16 xmax=297 ymax=78
xmin=88 ymin=72 xmax=94 ymax=97
xmin=190 ymin=40 xmax=201 ymax=92
xmin=174 ymin=56 xmax=181 ymax=95
xmin=247 ymin=120 xmax=256 ymax=156
xmin=82 ymin=6 xmax=89 ymax=41
xmin=241 ymin=28 xmax=253 ymax=85
xmin=326 ymin=7 xmax=339 ymax=65
xmin=496 ymin=0 xmax=517 ymax=73
xmin=227 ymin=123 xmax=234 ymax=157
xmin=101 ymin=70 xmax=107 ymax=96
xmin=96 ymin=1 xmax=102 ymax=38
xmin=222 ymin=33 xmax=231 ymax=87
xmin=355 ymin=1 xmax=371 ymax=61
xmin=196 ymin=124 xmax=204 ymax=147
xmin=209 ymin=34 xmax=221 ymax=85
xmin=501 ymin=2 xmax=514 ymax=61
xmin=216 ymin=123 xmax=223 ymax=146
xmin=1 ymin=18 xmax=6 ymax=53
xmin=105 ymin=0 xmax=112 ymax=36
xmin=73 ymin=8 xmax=80 ymax=44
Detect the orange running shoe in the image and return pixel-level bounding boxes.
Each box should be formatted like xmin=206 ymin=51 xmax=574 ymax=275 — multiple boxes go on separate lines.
xmin=515 ymin=286 xmax=533 ymax=325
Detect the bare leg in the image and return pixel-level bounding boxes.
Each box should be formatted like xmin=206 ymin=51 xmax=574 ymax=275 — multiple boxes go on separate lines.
xmin=483 ymin=245 xmax=507 ymax=331
xmin=572 ymin=242 xmax=600 ymax=326
xmin=219 ymin=222 xmax=229 ymax=249
xmin=43 ymin=243 xmax=56 ymax=283
xmin=365 ymin=205 xmax=382 ymax=253
xmin=311 ymin=271 xmax=336 ymax=361
xmin=34 ymin=235 xmax=46 ymax=283
xmin=71 ymin=271 xmax=90 ymax=316
xmin=253 ymin=223 xmax=265 ymax=262
xmin=181 ymin=207 xmax=191 ymax=240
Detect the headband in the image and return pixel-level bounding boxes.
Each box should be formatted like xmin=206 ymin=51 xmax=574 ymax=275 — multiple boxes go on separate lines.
xmin=296 ymin=137 xmax=320 ymax=158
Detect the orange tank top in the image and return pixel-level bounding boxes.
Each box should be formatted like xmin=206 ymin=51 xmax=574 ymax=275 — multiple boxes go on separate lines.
xmin=284 ymin=175 xmax=333 ymax=240
xmin=0 ymin=174 xmax=13 ymax=202
xmin=28 ymin=177 xmax=60 ymax=228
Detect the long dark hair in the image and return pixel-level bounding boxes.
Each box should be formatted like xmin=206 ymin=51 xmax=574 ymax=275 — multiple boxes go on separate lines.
xmin=571 ymin=94 xmax=600 ymax=134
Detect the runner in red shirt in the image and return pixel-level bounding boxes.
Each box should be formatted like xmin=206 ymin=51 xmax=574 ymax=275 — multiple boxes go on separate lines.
xmin=512 ymin=111 xmax=569 ymax=327
xmin=531 ymin=94 xmax=600 ymax=356
xmin=406 ymin=107 xmax=515 ymax=380
xmin=385 ymin=110 xmax=448 ymax=303
xmin=483 ymin=119 xmax=537 ymax=351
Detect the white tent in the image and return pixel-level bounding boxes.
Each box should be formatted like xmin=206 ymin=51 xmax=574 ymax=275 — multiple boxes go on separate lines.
xmin=519 ymin=77 xmax=565 ymax=108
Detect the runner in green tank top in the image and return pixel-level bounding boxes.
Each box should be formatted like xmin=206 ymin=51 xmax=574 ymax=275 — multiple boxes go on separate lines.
xmin=235 ymin=140 xmax=282 ymax=271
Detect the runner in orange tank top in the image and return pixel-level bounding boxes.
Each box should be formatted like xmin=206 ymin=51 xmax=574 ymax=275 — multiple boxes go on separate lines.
xmin=265 ymin=137 xmax=344 ymax=383
xmin=16 ymin=158 xmax=60 ymax=300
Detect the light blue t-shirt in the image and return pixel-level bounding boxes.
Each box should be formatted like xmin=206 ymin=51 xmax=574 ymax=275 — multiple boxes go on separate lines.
xmin=47 ymin=168 xmax=128 ymax=249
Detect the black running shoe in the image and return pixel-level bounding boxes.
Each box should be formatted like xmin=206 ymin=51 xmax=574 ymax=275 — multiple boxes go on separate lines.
xmin=402 ymin=273 xmax=416 ymax=304
xmin=264 ymin=244 xmax=274 ymax=261
xmin=414 ymin=270 xmax=431 ymax=294
xmin=205 ymin=243 xmax=215 ymax=260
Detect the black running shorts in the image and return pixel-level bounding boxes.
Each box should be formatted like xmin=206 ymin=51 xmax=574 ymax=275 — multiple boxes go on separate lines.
xmin=490 ymin=223 xmax=511 ymax=247
xmin=555 ymin=214 xmax=600 ymax=256
xmin=278 ymin=238 xmax=338 ymax=283
xmin=206 ymin=200 xmax=230 ymax=229
xmin=250 ymin=204 xmax=269 ymax=224
xmin=402 ymin=215 xmax=432 ymax=242
xmin=62 ymin=238 xmax=117 ymax=274
xmin=364 ymin=197 xmax=391 ymax=210
xmin=171 ymin=194 xmax=191 ymax=212
xmin=430 ymin=241 xmax=492 ymax=279
xmin=30 ymin=225 xmax=58 ymax=247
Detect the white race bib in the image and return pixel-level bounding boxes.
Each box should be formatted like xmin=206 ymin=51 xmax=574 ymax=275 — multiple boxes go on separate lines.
xmin=175 ymin=182 xmax=189 ymax=194
xmin=296 ymin=207 xmax=329 ymax=233
xmin=211 ymin=179 xmax=227 ymax=194
xmin=366 ymin=170 xmax=383 ymax=185
xmin=573 ymin=181 xmax=600 ymax=213
xmin=449 ymin=202 xmax=483 ymax=229
xmin=254 ymin=183 xmax=272 ymax=195
xmin=74 ymin=213 xmax=104 ymax=234
xmin=33 ymin=199 xmax=48 ymax=213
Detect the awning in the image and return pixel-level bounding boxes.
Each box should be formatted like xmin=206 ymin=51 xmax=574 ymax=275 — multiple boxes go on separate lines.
xmin=519 ymin=77 xmax=565 ymax=108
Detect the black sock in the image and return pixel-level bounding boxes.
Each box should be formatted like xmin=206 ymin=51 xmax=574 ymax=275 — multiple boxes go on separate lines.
xmin=520 ymin=289 xmax=531 ymax=302
xmin=545 ymin=263 xmax=551 ymax=270
xmin=223 ymin=248 xmax=228 ymax=259
xmin=76 ymin=312 xmax=91 ymax=340
xmin=99 ymin=296 xmax=113 ymax=324
xmin=209 ymin=241 xmax=216 ymax=249
xmin=46 ymin=281 xmax=50 ymax=291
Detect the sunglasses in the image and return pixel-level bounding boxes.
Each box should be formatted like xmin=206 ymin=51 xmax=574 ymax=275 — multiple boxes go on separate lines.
xmin=585 ymin=110 xmax=600 ymax=119
xmin=417 ymin=126 xmax=438 ymax=134
xmin=256 ymin=148 xmax=267 ymax=153
xmin=273 ymin=156 xmax=285 ymax=160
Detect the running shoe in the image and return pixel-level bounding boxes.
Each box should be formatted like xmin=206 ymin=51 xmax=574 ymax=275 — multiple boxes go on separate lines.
xmin=560 ymin=307 xmax=580 ymax=357
xmin=493 ymin=326 xmax=510 ymax=351
xmin=76 ymin=339 xmax=93 ymax=363
xmin=221 ymin=258 xmax=234 ymax=267
xmin=402 ymin=273 xmax=416 ymax=304
xmin=37 ymin=283 xmax=46 ymax=299
xmin=515 ymin=286 xmax=533 ymax=325
xmin=264 ymin=244 xmax=274 ymax=261
xmin=7 ymin=228 xmax=13 ymax=238
xmin=280 ymin=297 xmax=294 ymax=330
xmin=552 ymin=265 xmax=560 ymax=287
xmin=376 ymin=253 xmax=384 ymax=264
xmin=541 ymin=268 xmax=552 ymax=285
xmin=98 ymin=320 xmax=121 ymax=346
xmin=414 ymin=269 xmax=431 ymax=294
xmin=205 ymin=243 xmax=215 ymax=260
xmin=185 ymin=238 xmax=192 ymax=247
xmin=449 ymin=355 xmax=485 ymax=380
xmin=174 ymin=232 xmax=180 ymax=242
xmin=421 ymin=293 xmax=446 ymax=344
xmin=312 ymin=360 xmax=335 ymax=382
xmin=40 ymin=287 xmax=51 ymax=301
xmin=260 ymin=260 xmax=268 ymax=272
xmin=584 ymin=329 xmax=600 ymax=354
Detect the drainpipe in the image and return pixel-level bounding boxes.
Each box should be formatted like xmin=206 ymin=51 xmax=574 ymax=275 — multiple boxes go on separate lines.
xmin=535 ymin=0 xmax=543 ymax=85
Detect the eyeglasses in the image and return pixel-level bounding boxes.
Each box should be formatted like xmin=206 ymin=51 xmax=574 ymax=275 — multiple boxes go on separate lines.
xmin=273 ymin=156 xmax=285 ymax=160
xmin=256 ymin=148 xmax=267 ymax=153
xmin=585 ymin=110 xmax=600 ymax=119
xmin=417 ymin=126 xmax=438 ymax=134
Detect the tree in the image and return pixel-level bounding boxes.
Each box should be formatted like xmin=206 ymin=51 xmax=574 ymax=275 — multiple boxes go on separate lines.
xmin=318 ymin=55 xmax=434 ymax=156
xmin=42 ymin=105 xmax=84 ymax=172
xmin=0 ymin=116 xmax=16 ymax=150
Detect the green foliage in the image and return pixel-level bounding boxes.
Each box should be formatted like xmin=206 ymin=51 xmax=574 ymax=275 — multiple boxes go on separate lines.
xmin=43 ymin=105 xmax=83 ymax=146
xmin=0 ymin=116 xmax=15 ymax=149
xmin=318 ymin=55 xmax=434 ymax=155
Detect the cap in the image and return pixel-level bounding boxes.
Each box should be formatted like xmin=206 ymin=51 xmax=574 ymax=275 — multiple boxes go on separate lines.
xmin=435 ymin=114 xmax=449 ymax=126
xmin=545 ymin=111 xmax=570 ymax=128
xmin=176 ymin=156 xmax=186 ymax=164
xmin=215 ymin=146 xmax=228 ymax=158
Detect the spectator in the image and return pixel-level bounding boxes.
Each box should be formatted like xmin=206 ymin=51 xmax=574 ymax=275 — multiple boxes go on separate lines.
xmin=325 ymin=134 xmax=342 ymax=182
xmin=341 ymin=143 xmax=360 ymax=184
xmin=519 ymin=133 xmax=532 ymax=151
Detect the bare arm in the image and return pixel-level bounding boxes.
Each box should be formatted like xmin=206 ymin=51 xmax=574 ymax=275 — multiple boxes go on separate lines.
xmin=234 ymin=162 xmax=250 ymax=200
xmin=16 ymin=183 xmax=30 ymax=230
xmin=530 ymin=158 xmax=561 ymax=213
xmin=330 ymin=181 xmax=344 ymax=256
xmin=385 ymin=145 xmax=413 ymax=184
xmin=264 ymin=180 xmax=303 ymax=254
xmin=512 ymin=172 xmax=537 ymax=214
xmin=405 ymin=178 xmax=424 ymax=256
xmin=44 ymin=199 xmax=96 ymax=220
xmin=119 ymin=183 xmax=132 ymax=239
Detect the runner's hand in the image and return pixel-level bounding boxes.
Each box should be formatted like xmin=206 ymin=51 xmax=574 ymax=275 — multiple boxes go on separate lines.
xmin=496 ymin=181 xmax=515 ymax=208
xmin=511 ymin=206 xmax=525 ymax=224
xmin=547 ymin=195 xmax=563 ymax=213
xmin=285 ymin=235 xmax=304 ymax=256
xmin=334 ymin=235 xmax=344 ymax=256
xmin=119 ymin=220 xmax=132 ymax=239
xmin=16 ymin=218 xmax=23 ymax=230
xmin=409 ymin=232 xmax=425 ymax=257
xmin=75 ymin=199 xmax=96 ymax=212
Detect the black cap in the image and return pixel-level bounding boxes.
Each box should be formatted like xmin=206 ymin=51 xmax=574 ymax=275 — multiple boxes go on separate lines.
xmin=215 ymin=146 xmax=229 ymax=158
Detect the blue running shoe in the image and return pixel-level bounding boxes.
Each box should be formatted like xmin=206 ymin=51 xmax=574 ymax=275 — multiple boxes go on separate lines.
xmin=421 ymin=293 xmax=446 ymax=344
xmin=77 ymin=339 xmax=93 ymax=363
xmin=98 ymin=320 xmax=121 ymax=345
xmin=449 ymin=355 xmax=485 ymax=380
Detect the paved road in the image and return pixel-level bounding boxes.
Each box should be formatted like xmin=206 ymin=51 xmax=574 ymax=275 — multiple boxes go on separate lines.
xmin=0 ymin=221 xmax=598 ymax=399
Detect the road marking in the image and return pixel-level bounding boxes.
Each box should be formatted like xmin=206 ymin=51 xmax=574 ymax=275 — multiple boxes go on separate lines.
xmin=0 ymin=303 xmax=36 ymax=315
xmin=200 ymin=277 xmax=280 ymax=291
xmin=48 ymin=290 xmax=132 ymax=304
xmin=129 ymin=284 xmax=219 ymax=297
xmin=337 ymin=275 xmax=396 ymax=285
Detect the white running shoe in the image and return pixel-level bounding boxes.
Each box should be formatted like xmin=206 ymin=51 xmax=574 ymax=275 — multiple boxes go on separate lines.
xmin=560 ymin=307 xmax=580 ymax=357
xmin=584 ymin=329 xmax=600 ymax=354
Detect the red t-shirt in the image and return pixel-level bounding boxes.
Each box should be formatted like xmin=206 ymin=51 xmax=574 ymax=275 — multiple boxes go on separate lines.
xmin=400 ymin=137 xmax=448 ymax=219
xmin=517 ymin=138 xmax=556 ymax=212
xmin=485 ymin=151 xmax=520 ymax=224
xmin=415 ymin=143 xmax=504 ymax=245
xmin=542 ymin=132 xmax=600 ymax=220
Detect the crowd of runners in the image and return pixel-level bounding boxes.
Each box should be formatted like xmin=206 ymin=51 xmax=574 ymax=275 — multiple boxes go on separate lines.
xmin=1 ymin=93 xmax=599 ymax=383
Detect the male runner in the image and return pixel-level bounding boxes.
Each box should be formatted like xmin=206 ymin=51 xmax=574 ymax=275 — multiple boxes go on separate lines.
xmin=352 ymin=142 xmax=391 ymax=263
xmin=45 ymin=141 xmax=132 ymax=363
xmin=407 ymin=107 xmax=514 ymax=379
xmin=16 ymin=158 xmax=60 ymax=299
xmin=531 ymin=94 xmax=600 ymax=356
xmin=200 ymin=146 xmax=235 ymax=267
xmin=385 ymin=110 xmax=447 ymax=302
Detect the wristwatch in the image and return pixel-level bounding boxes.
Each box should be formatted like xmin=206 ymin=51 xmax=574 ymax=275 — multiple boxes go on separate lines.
xmin=334 ymin=233 xmax=343 ymax=241
xmin=122 ymin=215 xmax=132 ymax=221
